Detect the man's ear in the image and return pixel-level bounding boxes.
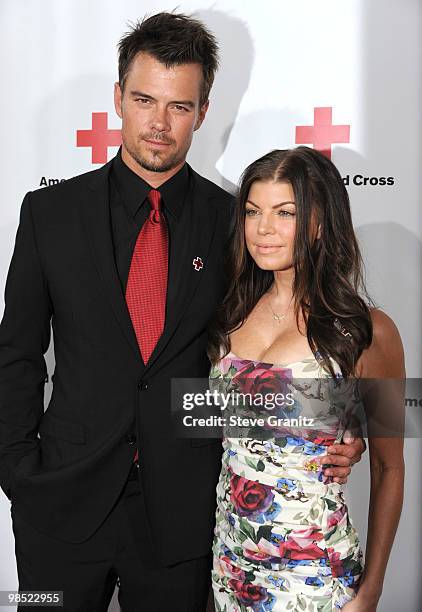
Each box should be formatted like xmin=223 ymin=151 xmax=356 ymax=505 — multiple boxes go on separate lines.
xmin=114 ymin=82 xmax=123 ymax=119
xmin=194 ymin=100 xmax=209 ymax=131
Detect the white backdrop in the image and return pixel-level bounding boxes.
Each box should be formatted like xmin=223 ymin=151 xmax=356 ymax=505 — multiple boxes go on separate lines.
xmin=0 ymin=0 xmax=420 ymax=610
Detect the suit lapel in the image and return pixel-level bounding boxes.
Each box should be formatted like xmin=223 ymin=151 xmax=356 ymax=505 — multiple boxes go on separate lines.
xmin=142 ymin=168 xmax=218 ymax=375
xmin=80 ymin=160 xmax=144 ymax=369
xmin=79 ymin=161 xmax=218 ymax=376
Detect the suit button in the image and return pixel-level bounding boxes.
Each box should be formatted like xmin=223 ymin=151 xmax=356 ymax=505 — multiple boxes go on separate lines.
xmin=137 ymin=380 xmax=148 ymax=390
xmin=125 ymin=434 xmax=136 ymax=445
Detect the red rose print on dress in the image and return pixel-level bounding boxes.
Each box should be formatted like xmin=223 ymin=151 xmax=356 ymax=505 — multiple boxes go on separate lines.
xmin=279 ymin=527 xmax=326 ymax=560
xmin=230 ymin=473 xmax=274 ymax=519
xmin=217 ymin=555 xmax=246 ymax=581
xmin=228 ymin=579 xmax=269 ymax=608
xmin=327 ymin=504 xmax=347 ymax=528
xmin=232 ymin=362 xmax=292 ymax=399
xmin=327 ymin=546 xmax=346 ymax=577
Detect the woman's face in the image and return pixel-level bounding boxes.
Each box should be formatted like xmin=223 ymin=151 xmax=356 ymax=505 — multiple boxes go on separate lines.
xmin=244 ymin=180 xmax=297 ymax=272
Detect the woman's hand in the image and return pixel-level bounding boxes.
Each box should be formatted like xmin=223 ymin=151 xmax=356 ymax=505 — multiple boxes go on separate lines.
xmin=341 ymin=594 xmax=378 ymax=611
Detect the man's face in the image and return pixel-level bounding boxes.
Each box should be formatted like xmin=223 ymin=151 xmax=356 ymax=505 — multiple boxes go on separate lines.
xmin=114 ymin=52 xmax=209 ymax=175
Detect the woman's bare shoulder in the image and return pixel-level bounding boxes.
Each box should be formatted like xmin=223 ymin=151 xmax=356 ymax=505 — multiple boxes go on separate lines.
xmin=357 ymin=308 xmax=405 ymax=377
xmin=370 ymin=308 xmax=400 ymax=342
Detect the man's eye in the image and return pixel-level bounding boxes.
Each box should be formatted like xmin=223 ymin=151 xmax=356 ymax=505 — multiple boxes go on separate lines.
xmin=137 ymin=98 xmax=151 ymax=104
xmin=174 ymin=105 xmax=188 ymax=112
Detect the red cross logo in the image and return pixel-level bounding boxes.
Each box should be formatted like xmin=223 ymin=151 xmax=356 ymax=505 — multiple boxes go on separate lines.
xmin=76 ymin=112 xmax=122 ymax=164
xmin=193 ymin=257 xmax=203 ymax=271
xmin=295 ymin=107 xmax=350 ymax=159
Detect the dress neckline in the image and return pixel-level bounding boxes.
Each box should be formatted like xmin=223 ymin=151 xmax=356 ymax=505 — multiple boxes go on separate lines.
xmin=225 ymin=350 xmax=317 ymax=369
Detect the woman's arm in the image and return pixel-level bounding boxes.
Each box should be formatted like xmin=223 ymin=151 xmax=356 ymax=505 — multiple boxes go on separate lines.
xmin=357 ymin=437 xmax=404 ymax=606
xmin=346 ymin=309 xmax=405 ymax=610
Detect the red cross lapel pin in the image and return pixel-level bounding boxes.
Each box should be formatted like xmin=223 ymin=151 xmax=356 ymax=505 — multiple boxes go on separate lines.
xmin=192 ymin=256 xmax=204 ymax=271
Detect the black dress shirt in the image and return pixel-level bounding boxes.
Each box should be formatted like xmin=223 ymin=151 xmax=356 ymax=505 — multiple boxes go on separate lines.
xmin=109 ymin=147 xmax=190 ymax=294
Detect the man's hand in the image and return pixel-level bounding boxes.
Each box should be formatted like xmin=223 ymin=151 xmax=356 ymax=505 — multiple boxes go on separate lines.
xmin=319 ymin=434 xmax=366 ymax=484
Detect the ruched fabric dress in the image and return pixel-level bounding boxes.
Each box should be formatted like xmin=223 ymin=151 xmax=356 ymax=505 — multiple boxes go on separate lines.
xmin=210 ymin=351 xmax=363 ymax=612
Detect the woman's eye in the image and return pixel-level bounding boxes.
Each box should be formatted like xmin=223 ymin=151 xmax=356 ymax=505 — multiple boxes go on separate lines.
xmin=245 ymin=208 xmax=259 ymax=216
xmin=278 ymin=210 xmax=295 ymax=217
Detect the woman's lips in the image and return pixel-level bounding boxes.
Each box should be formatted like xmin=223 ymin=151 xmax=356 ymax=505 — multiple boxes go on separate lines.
xmin=255 ymin=244 xmax=283 ymax=254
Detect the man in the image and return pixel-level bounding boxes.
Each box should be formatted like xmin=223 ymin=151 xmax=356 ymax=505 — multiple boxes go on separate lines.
xmin=0 ymin=12 xmax=365 ymax=611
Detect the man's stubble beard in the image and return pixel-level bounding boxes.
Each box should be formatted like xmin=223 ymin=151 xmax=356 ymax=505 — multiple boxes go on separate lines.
xmin=124 ymin=137 xmax=191 ymax=174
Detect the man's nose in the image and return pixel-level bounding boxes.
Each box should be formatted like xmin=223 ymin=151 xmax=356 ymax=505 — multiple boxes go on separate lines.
xmin=150 ymin=105 xmax=170 ymax=132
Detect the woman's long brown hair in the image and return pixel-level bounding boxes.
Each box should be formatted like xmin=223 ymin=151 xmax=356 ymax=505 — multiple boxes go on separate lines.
xmin=208 ymin=146 xmax=373 ymax=378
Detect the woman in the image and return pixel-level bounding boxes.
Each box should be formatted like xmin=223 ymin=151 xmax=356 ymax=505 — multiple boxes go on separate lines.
xmin=208 ymin=147 xmax=404 ymax=611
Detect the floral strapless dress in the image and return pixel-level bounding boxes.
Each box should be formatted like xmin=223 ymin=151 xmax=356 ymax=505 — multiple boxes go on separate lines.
xmin=210 ymin=352 xmax=363 ymax=612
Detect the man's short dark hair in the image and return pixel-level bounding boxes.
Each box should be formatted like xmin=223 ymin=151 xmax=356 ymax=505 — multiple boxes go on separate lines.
xmin=117 ymin=12 xmax=219 ymax=107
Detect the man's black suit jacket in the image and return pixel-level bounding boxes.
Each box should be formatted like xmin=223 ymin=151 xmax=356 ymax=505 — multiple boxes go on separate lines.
xmin=0 ymin=157 xmax=234 ymax=566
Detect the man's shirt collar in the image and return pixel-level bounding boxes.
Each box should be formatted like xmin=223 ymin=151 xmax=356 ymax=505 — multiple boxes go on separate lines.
xmin=112 ymin=147 xmax=189 ymax=221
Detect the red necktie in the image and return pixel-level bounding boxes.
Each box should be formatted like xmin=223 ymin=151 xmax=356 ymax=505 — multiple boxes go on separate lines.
xmin=125 ymin=189 xmax=168 ymax=465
